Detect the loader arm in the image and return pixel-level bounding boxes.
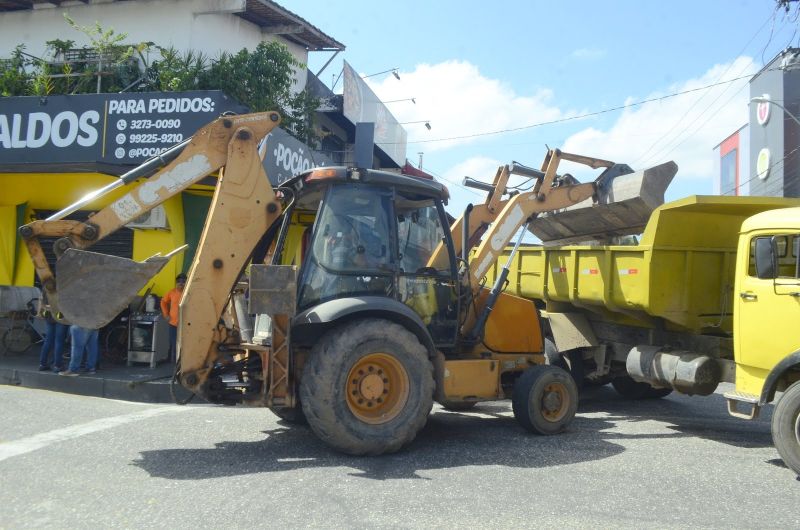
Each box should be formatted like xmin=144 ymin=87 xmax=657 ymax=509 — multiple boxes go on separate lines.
xmin=18 ymin=112 xmax=281 ymax=328
xmin=430 ymin=149 xmax=606 ymax=282
xmin=176 ymin=125 xmax=284 ymax=397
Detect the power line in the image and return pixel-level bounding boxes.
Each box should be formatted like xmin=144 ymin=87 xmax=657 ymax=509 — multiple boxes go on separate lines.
xmin=633 ymin=12 xmax=774 ymax=168
xmin=403 ymin=71 xmax=769 ymax=146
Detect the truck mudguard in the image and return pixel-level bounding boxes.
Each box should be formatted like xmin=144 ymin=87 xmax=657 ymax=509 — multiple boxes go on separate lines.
xmin=760 ymin=349 xmax=800 ymax=405
xmin=291 ymin=296 xmax=436 ymax=355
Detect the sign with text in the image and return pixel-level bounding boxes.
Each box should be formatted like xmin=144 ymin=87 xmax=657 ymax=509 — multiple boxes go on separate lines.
xmin=342 ymin=61 xmax=407 ymax=167
xmin=0 ymin=91 xmax=247 ymax=168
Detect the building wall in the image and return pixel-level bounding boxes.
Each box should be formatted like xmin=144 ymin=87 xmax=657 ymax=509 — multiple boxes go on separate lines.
xmin=0 ymin=0 xmax=309 ymax=90
xmin=750 ymin=57 xmax=786 ymax=196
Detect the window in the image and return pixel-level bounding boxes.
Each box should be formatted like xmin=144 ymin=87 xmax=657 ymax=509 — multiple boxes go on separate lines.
xmin=396 ymin=200 xmax=447 ymax=274
xmin=298 ymin=184 xmax=394 ymax=309
xmin=748 ymin=235 xmax=800 ymax=278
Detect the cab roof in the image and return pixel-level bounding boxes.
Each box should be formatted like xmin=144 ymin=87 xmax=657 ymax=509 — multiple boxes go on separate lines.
xmin=286 ymin=166 xmax=449 ymax=201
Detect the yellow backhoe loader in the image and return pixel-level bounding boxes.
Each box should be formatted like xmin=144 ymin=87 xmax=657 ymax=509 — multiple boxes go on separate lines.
xmin=20 ymin=111 xmax=650 ymax=455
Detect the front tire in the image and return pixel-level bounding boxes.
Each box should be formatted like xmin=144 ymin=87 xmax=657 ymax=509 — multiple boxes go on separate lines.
xmin=300 ymin=319 xmax=434 ymax=455
xmin=512 ymin=365 xmax=578 ymax=435
xmin=772 ymin=380 xmax=800 ymax=476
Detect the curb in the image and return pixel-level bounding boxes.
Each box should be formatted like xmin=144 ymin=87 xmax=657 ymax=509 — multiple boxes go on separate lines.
xmin=0 ymin=366 xmax=190 ymax=404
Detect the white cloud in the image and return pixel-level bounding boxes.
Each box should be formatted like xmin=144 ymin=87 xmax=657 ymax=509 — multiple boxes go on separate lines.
xmin=366 ymin=60 xmax=566 ymax=151
xmin=562 ymin=55 xmax=757 ymax=180
xmin=438 ymin=156 xmax=503 ymax=211
xmin=571 ymin=48 xmax=606 ymax=60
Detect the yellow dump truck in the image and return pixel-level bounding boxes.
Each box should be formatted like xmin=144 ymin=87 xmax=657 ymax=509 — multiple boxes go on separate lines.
xmin=488 ymin=195 xmax=800 ymax=475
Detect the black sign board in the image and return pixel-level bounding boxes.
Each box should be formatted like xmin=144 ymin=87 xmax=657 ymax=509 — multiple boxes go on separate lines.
xmin=0 ymin=91 xmax=247 ymax=172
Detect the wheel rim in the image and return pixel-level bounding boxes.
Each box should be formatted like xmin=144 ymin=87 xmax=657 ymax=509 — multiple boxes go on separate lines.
xmin=540 ymin=382 xmax=570 ymax=422
xmin=346 ymin=352 xmax=409 ymax=425
xmin=794 ymin=411 xmax=800 ymax=446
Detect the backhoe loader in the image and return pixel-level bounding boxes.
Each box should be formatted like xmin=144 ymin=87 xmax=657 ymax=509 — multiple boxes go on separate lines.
xmin=21 ymin=111 xmax=629 ymax=455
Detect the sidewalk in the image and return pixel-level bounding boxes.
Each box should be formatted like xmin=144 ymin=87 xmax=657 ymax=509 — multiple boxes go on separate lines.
xmin=0 ymin=347 xmax=193 ymax=404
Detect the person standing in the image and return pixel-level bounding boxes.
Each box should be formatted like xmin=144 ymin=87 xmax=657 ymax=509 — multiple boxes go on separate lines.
xmin=59 ymin=325 xmax=99 ymax=376
xmin=37 ymin=303 xmax=68 ymax=372
xmin=161 ymin=273 xmax=186 ymax=362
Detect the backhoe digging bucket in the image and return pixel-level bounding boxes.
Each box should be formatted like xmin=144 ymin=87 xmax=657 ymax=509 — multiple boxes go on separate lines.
xmin=55 ymin=249 xmax=170 ymax=329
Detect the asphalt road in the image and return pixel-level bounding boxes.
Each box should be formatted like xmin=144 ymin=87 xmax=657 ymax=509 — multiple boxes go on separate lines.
xmin=0 ymin=383 xmax=798 ymax=529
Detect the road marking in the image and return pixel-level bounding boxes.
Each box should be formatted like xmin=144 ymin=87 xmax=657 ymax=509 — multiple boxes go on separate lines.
xmin=0 ymin=406 xmax=189 ymax=463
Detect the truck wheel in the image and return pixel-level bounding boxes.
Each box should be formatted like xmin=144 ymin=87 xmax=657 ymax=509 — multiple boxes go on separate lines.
xmin=269 ymin=406 xmax=307 ymax=425
xmin=299 ymin=318 xmax=434 ymax=455
xmin=771 ymin=380 xmax=800 ymax=476
xmin=438 ymin=400 xmax=477 ymax=411
xmin=612 ymin=376 xmax=672 ymax=399
xmin=543 ymin=339 xmax=584 ymax=390
xmin=512 ymin=365 xmax=578 ymax=435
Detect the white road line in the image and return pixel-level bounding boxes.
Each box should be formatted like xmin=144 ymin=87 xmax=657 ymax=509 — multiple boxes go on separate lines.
xmin=0 ymin=406 xmax=189 ymax=463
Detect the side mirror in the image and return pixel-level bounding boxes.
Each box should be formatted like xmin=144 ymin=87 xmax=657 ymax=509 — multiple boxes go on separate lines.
xmin=754 ymin=237 xmax=778 ymax=279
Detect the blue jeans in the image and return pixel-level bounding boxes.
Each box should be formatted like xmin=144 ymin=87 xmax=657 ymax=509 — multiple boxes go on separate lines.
xmin=38 ymin=321 xmax=67 ymax=369
xmin=68 ymin=326 xmax=99 ymax=372
xmin=168 ymin=324 xmax=177 ymax=362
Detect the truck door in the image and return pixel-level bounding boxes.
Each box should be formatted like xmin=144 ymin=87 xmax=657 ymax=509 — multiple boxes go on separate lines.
xmin=737 ymin=234 xmax=800 ymax=374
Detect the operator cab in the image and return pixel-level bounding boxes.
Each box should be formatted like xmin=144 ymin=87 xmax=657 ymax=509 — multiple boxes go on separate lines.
xmin=272 ymin=167 xmax=460 ymax=346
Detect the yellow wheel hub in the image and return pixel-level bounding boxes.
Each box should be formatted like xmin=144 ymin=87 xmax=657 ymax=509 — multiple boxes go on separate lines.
xmin=541 ymin=382 xmax=570 ymax=422
xmin=346 ymin=352 xmax=409 ymax=425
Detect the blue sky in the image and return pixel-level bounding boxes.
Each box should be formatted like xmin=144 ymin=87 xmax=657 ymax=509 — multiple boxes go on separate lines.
xmin=283 ymin=0 xmax=799 ymax=215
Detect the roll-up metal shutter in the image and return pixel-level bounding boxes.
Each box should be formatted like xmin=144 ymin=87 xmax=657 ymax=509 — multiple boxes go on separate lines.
xmin=33 ymin=210 xmax=134 ymax=287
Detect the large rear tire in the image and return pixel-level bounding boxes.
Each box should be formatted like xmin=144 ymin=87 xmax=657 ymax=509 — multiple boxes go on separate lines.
xmin=771 ymin=380 xmax=800 ymax=476
xmin=299 ymin=318 xmax=434 ymax=455
xmin=512 ymin=365 xmax=578 ymax=435
xmin=612 ymin=376 xmax=673 ymax=399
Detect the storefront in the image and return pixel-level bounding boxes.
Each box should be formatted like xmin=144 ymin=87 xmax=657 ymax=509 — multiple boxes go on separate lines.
xmin=0 ymin=90 xmax=328 ymax=298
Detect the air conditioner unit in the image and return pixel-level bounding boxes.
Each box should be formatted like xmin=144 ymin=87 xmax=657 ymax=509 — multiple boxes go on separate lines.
xmin=126 ymin=205 xmax=169 ymax=230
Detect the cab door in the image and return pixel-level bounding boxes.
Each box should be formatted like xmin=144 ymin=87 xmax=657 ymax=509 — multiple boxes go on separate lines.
xmin=395 ymin=199 xmax=459 ymax=346
xmin=736 ymin=233 xmax=800 ymax=387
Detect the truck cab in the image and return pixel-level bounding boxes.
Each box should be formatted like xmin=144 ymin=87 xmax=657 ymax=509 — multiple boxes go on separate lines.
xmin=735 ymin=206 xmax=800 ymax=401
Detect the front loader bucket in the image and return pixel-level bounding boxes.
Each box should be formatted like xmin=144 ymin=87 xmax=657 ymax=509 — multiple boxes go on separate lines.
xmin=55 ymin=249 xmax=169 ymax=329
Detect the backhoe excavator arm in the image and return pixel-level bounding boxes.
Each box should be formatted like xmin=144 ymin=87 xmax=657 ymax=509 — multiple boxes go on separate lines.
xmin=18 ymin=112 xmax=281 ymax=328
xmin=176 ymin=124 xmax=284 ymax=396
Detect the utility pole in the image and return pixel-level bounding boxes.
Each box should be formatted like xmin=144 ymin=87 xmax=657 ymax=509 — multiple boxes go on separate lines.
xmin=418 ymin=152 xmax=424 ymax=169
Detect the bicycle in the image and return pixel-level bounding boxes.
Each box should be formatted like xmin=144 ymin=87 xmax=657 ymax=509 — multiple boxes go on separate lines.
xmin=1 ymin=299 xmax=46 ymax=354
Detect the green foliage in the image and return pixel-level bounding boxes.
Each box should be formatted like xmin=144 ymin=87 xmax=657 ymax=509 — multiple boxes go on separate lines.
xmin=0 ymin=45 xmax=30 ymax=97
xmin=150 ymin=46 xmax=208 ymax=91
xmin=0 ymin=20 xmax=320 ymax=144
xmin=200 ymin=41 xmax=319 ymax=143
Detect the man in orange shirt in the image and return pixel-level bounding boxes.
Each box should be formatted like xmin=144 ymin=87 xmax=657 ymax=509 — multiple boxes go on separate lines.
xmin=161 ymin=273 xmax=186 ymax=362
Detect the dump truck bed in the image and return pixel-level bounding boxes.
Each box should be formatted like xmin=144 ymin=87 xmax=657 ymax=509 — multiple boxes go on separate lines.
xmin=489 ymin=196 xmax=800 ymax=334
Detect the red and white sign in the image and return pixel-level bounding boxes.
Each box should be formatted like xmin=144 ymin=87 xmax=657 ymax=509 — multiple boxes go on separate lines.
xmin=756 ymin=94 xmax=771 ymax=126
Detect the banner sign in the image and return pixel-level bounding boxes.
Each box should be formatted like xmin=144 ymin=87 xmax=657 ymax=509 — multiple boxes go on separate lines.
xmin=262 ymin=127 xmax=333 ymax=185
xmin=342 ymin=61 xmax=407 ymax=167
xmin=0 ymin=91 xmax=247 ymax=168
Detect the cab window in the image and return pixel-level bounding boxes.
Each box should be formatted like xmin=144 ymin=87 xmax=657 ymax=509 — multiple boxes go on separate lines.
xmin=748 ymin=234 xmax=800 ymax=278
